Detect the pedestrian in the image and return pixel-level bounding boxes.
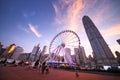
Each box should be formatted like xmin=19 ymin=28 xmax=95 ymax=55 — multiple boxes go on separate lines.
xmin=75 ymin=67 xmax=79 ymax=77
xmin=3 ymin=58 xmax=7 ymax=66
xmin=45 ymin=65 xmax=49 ymax=74
xmin=75 ymin=70 xmax=79 ymax=77
xmin=34 ymin=60 xmax=39 ymax=69
xmin=41 ymin=61 xmax=46 ymax=74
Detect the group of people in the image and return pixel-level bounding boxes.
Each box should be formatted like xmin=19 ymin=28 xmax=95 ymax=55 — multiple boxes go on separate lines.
xmin=1 ymin=58 xmax=79 ymax=77
xmin=33 ymin=60 xmax=49 ymax=74
xmin=34 ymin=60 xmax=80 ymax=77
xmin=41 ymin=61 xmax=49 ymax=74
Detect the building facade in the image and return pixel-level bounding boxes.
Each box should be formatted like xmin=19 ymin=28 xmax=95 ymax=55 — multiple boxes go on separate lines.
xmin=74 ymin=46 xmax=87 ymax=67
xmin=82 ymin=16 xmax=117 ymax=66
xmin=0 ymin=42 xmax=3 ymax=50
xmin=64 ymin=48 xmax=73 ymax=64
xmin=117 ymin=39 xmax=120 ymax=45
xmin=39 ymin=45 xmax=47 ymax=63
xmin=29 ymin=44 xmax=40 ymax=61
xmin=2 ymin=44 xmax=16 ymax=59
xmin=11 ymin=46 xmax=24 ymax=60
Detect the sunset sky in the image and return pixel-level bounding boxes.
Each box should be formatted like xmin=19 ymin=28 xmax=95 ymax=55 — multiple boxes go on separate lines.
xmin=0 ymin=0 xmax=120 ymax=57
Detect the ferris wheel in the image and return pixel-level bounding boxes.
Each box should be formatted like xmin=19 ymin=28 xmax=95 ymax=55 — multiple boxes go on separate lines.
xmin=48 ymin=30 xmax=80 ymax=63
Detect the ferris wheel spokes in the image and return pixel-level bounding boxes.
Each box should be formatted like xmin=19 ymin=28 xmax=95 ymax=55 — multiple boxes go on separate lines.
xmin=48 ymin=30 xmax=80 ymax=64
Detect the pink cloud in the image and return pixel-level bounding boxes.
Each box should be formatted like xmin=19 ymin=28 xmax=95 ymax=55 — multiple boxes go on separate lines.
xmin=101 ymin=24 xmax=120 ymax=38
xmin=18 ymin=25 xmax=29 ymax=33
xmin=28 ymin=24 xmax=42 ymax=38
xmin=52 ymin=0 xmax=84 ymax=31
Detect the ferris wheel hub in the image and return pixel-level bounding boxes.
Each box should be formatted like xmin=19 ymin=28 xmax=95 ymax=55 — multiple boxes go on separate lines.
xmin=61 ymin=43 xmax=65 ymax=48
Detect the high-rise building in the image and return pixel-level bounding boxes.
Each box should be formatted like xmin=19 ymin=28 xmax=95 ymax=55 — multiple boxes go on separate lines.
xmin=2 ymin=44 xmax=16 ymax=58
xmin=40 ymin=46 xmax=47 ymax=63
xmin=80 ymin=46 xmax=87 ymax=64
xmin=0 ymin=42 xmax=3 ymax=50
xmin=0 ymin=48 xmax=6 ymax=57
xmin=87 ymin=54 xmax=96 ymax=68
xmin=0 ymin=42 xmax=5 ymax=57
xmin=117 ymin=39 xmax=120 ymax=45
xmin=74 ymin=48 xmax=80 ymax=66
xmin=18 ymin=53 xmax=31 ymax=61
xmin=115 ymin=51 xmax=120 ymax=58
xmin=11 ymin=46 xmax=24 ymax=60
xmin=71 ymin=55 xmax=76 ymax=63
xmin=82 ymin=16 xmax=117 ymax=66
xmin=29 ymin=44 xmax=40 ymax=61
xmin=115 ymin=51 xmax=120 ymax=65
xmin=32 ymin=44 xmax=40 ymax=55
xmin=74 ymin=46 xmax=87 ymax=66
xmin=64 ymin=48 xmax=73 ymax=64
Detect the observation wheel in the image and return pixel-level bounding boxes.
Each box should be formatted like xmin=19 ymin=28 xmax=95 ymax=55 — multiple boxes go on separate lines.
xmin=48 ymin=30 xmax=80 ymax=63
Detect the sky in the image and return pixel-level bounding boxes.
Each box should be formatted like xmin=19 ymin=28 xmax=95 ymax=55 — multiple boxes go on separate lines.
xmin=0 ymin=0 xmax=120 ymax=57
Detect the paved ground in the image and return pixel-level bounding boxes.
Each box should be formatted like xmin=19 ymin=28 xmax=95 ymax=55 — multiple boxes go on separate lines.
xmin=0 ymin=65 xmax=120 ymax=80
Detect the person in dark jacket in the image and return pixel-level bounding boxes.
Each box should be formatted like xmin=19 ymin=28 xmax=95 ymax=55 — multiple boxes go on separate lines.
xmin=34 ymin=60 xmax=39 ymax=69
xmin=41 ymin=61 xmax=46 ymax=74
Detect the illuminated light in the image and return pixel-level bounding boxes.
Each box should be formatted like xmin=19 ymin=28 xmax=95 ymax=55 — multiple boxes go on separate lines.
xmin=8 ymin=45 xmax=16 ymax=54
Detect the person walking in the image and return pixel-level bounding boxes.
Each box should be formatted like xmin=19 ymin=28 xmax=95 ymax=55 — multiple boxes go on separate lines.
xmin=75 ymin=67 xmax=79 ymax=78
xmin=41 ymin=61 xmax=46 ymax=74
xmin=45 ymin=65 xmax=49 ymax=74
xmin=34 ymin=60 xmax=39 ymax=69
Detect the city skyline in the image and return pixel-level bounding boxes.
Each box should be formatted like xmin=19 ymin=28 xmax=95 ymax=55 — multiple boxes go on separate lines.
xmin=0 ymin=0 xmax=120 ymax=57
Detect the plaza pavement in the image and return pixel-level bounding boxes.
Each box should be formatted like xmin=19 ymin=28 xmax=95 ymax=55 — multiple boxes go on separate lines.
xmin=0 ymin=66 xmax=120 ymax=80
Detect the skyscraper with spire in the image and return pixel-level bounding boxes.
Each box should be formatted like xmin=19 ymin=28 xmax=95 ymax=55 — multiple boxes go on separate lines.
xmin=82 ymin=16 xmax=117 ymax=66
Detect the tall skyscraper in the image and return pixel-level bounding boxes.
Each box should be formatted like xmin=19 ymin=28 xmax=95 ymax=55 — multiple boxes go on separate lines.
xmin=80 ymin=46 xmax=87 ymax=64
xmin=0 ymin=42 xmax=5 ymax=57
xmin=2 ymin=44 xmax=16 ymax=58
xmin=0 ymin=42 xmax=3 ymax=50
xmin=64 ymin=48 xmax=73 ymax=64
xmin=74 ymin=46 xmax=87 ymax=66
xmin=40 ymin=45 xmax=47 ymax=63
xmin=117 ymin=39 xmax=120 ymax=45
xmin=115 ymin=51 xmax=120 ymax=58
xmin=115 ymin=51 xmax=120 ymax=65
xmin=29 ymin=44 xmax=40 ymax=61
xmin=82 ymin=16 xmax=117 ymax=66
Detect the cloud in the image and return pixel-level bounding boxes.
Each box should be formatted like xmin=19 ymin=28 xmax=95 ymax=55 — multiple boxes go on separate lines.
xmin=31 ymin=11 xmax=36 ymax=16
xmin=92 ymin=1 xmax=113 ymax=25
xmin=52 ymin=0 xmax=85 ymax=31
xmin=101 ymin=24 xmax=120 ymax=38
xmin=52 ymin=3 xmax=62 ymax=25
xmin=86 ymin=0 xmax=120 ymax=28
xmin=28 ymin=24 xmax=42 ymax=38
xmin=23 ymin=11 xmax=36 ymax=18
xmin=66 ymin=0 xmax=84 ymax=30
xmin=18 ymin=25 xmax=29 ymax=33
xmin=52 ymin=0 xmax=119 ymax=32
xmin=23 ymin=13 xmax=28 ymax=18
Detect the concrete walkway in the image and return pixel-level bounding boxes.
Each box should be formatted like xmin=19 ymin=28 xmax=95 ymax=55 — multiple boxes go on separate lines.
xmin=0 ymin=66 xmax=120 ymax=80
